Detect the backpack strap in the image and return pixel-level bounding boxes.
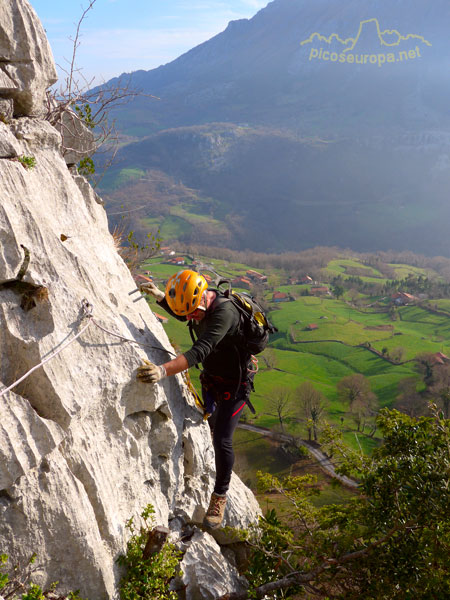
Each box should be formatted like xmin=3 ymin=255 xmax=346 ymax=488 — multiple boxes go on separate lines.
xmin=187 ymin=290 xmax=229 ymax=345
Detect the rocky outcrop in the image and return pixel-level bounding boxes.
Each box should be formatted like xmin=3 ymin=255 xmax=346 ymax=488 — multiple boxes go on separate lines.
xmin=0 ymin=0 xmax=57 ymax=116
xmin=0 ymin=2 xmax=261 ymax=598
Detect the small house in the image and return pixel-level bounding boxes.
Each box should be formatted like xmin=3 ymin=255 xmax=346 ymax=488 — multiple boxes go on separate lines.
xmin=231 ymin=276 xmax=251 ymax=290
xmin=306 ymin=323 xmax=318 ymax=331
xmin=166 ymin=256 xmax=186 ymax=266
xmin=391 ymin=292 xmax=418 ymax=305
xmin=431 ymin=352 xmax=450 ymax=366
xmin=154 ymin=312 xmax=168 ymax=324
xmin=310 ymin=286 xmax=330 ymax=296
xmin=272 ymin=291 xmax=291 ymax=303
xmin=246 ymin=269 xmax=268 ymax=283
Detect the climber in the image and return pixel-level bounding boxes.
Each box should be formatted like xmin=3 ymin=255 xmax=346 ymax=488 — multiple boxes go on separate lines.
xmin=138 ymin=270 xmax=255 ymax=529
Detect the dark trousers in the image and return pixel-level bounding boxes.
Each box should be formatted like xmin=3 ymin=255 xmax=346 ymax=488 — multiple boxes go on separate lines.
xmin=202 ymin=374 xmax=251 ymax=495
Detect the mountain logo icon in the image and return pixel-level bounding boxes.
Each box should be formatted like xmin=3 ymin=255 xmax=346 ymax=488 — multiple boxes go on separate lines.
xmin=300 ymin=18 xmax=432 ymax=51
xmin=300 ymin=18 xmax=431 ymax=67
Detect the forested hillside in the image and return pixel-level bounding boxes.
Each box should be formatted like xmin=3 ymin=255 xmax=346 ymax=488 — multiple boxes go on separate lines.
xmin=98 ymin=0 xmax=450 ymax=256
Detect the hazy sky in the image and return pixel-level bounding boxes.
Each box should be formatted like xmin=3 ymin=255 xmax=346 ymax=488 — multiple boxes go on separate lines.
xmin=29 ymin=0 xmax=266 ymax=85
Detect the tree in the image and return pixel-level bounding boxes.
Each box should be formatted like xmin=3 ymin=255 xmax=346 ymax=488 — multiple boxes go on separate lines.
xmin=389 ymin=305 xmax=399 ymax=321
xmin=45 ymin=0 xmax=151 ymax=185
xmin=430 ymin=363 xmax=450 ymax=418
xmin=332 ymin=284 xmax=344 ymax=299
xmin=337 ymin=374 xmax=371 ymax=406
xmin=294 ymin=381 xmax=326 ymax=441
xmin=227 ymin=407 xmax=450 ymax=599
xmin=415 ymin=352 xmax=436 ymax=385
xmin=394 ymin=377 xmax=428 ymax=418
xmin=267 ymin=386 xmax=293 ymax=433
xmin=347 ymin=288 xmax=360 ymax=304
xmin=389 ymin=345 xmax=405 ymax=363
xmin=261 ymin=347 xmax=278 ymax=370
xmin=337 ymin=374 xmax=377 ymax=432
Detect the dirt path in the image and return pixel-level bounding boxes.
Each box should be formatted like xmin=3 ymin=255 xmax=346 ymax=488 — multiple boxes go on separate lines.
xmin=237 ymin=422 xmax=359 ymax=489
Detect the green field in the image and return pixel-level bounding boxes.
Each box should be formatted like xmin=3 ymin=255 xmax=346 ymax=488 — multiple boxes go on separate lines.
xmin=321 ymin=258 xmax=432 ymax=285
xmin=322 ymin=258 xmax=385 ymax=283
xmin=101 ymin=167 xmax=146 ymax=191
xmin=140 ymin=252 xmax=450 ymax=450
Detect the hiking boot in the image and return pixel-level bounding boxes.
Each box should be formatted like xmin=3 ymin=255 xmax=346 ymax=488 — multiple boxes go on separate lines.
xmin=203 ymin=492 xmax=227 ymax=529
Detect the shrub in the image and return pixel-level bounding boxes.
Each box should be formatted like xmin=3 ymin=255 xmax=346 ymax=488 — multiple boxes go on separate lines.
xmin=0 ymin=552 xmax=85 ymax=600
xmin=17 ymin=155 xmax=36 ymax=170
xmin=117 ymin=505 xmax=182 ymax=600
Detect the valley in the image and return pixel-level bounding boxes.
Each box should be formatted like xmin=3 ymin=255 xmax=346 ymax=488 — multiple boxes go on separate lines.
xmin=140 ymin=249 xmax=450 ymax=457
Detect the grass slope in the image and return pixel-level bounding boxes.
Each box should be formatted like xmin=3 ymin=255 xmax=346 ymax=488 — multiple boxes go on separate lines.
xmin=141 ymin=252 xmax=450 ymax=448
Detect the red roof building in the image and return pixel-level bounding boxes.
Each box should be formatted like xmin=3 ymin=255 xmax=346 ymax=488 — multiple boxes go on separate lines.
xmin=166 ymin=257 xmax=186 ymax=265
xmin=431 ymin=352 xmax=450 ymax=365
xmin=246 ymin=269 xmax=268 ymax=283
xmin=272 ymin=291 xmax=291 ymax=302
xmin=154 ymin=312 xmax=168 ymax=324
xmin=391 ymin=292 xmax=418 ymax=305
xmin=232 ymin=277 xmax=251 ymax=290
xmin=310 ymin=286 xmax=330 ymax=295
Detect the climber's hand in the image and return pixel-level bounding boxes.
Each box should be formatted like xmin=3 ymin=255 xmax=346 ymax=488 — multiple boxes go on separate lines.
xmin=137 ymin=360 xmax=167 ymax=383
xmin=139 ymin=281 xmax=165 ymax=302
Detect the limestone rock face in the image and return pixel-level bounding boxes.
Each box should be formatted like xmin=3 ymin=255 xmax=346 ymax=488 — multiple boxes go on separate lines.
xmin=0 ymin=5 xmax=262 ymax=598
xmin=0 ymin=114 xmax=261 ymax=598
xmin=180 ymin=530 xmax=248 ymax=600
xmin=0 ymin=0 xmax=57 ymax=116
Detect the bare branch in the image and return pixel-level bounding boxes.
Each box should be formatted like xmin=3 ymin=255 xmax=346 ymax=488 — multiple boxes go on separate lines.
xmin=67 ymin=0 xmax=98 ymax=98
xmin=44 ymin=0 xmax=158 ymax=187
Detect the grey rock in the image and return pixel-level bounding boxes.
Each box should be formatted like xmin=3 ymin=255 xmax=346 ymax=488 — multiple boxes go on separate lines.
xmin=0 ymin=391 xmax=64 ymax=490
xmin=9 ymin=117 xmax=61 ymax=151
xmin=0 ymin=115 xmax=260 ymax=598
xmin=0 ymin=98 xmax=14 ymax=121
xmin=0 ymin=4 xmax=261 ymax=596
xmin=179 ymin=530 xmax=248 ymax=600
xmin=0 ymin=121 xmax=20 ymax=157
xmin=0 ymin=0 xmax=57 ymax=116
xmin=56 ymin=108 xmax=95 ymax=166
xmin=46 ymin=96 xmax=96 ymax=166
xmin=72 ymin=172 xmax=104 ymax=205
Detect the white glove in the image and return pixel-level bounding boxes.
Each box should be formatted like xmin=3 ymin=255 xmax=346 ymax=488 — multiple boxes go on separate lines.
xmin=139 ymin=281 xmax=165 ymax=302
xmin=137 ymin=360 xmax=167 ymax=383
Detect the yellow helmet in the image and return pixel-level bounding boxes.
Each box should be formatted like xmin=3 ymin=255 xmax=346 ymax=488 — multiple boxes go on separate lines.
xmin=165 ymin=270 xmax=208 ymax=316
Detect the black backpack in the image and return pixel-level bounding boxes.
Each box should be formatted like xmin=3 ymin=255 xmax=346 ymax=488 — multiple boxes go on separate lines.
xmin=216 ymin=279 xmax=278 ymax=356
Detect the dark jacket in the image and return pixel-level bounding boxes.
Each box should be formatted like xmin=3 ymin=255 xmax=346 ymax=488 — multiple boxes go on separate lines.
xmin=157 ymin=293 xmax=243 ymax=380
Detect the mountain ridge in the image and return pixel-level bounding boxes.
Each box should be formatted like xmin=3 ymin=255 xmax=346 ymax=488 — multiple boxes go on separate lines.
xmin=99 ymin=0 xmax=450 ymax=256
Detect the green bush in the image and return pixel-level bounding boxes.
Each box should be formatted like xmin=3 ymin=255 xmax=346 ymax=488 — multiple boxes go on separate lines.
xmin=117 ymin=505 xmax=182 ymax=600
xmin=0 ymin=552 xmax=85 ymax=600
xmin=243 ymin=408 xmax=450 ymax=598
xmin=77 ymin=157 xmax=95 ymax=178
xmin=17 ymin=155 xmax=36 ymax=169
